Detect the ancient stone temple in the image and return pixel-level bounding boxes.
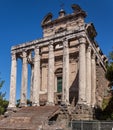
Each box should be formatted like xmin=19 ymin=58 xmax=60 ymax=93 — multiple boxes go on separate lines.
xmin=7 ymin=4 xmax=108 ymax=121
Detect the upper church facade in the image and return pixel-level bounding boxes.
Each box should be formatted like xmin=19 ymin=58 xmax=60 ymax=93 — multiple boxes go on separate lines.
xmin=8 ymin=4 xmax=108 ymax=119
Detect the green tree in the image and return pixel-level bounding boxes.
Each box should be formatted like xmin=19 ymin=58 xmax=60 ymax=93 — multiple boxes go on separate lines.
xmin=0 ymin=76 xmax=8 ymax=115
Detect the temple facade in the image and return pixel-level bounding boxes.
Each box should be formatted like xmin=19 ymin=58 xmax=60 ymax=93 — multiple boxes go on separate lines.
xmin=8 ymin=4 xmax=108 ymax=119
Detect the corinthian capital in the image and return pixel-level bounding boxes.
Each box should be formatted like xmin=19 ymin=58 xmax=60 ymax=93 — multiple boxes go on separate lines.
xmin=79 ymin=37 xmax=86 ymax=44
xmin=92 ymin=52 xmax=96 ymax=59
xmin=87 ymin=45 xmax=91 ymax=53
xmin=63 ymin=38 xmax=68 ymax=48
xmin=11 ymin=51 xmax=16 ymax=60
xmin=48 ymin=41 xmax=54 ymax=51
xmin=35 ymin=46 xmax=39 ymax=55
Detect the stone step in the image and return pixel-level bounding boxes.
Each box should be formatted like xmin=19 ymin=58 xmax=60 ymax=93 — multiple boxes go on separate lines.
xmin=0 ymin=106 xmax=60 ymax=130
xmin=0 ymin=126 xmax=36 ymax=130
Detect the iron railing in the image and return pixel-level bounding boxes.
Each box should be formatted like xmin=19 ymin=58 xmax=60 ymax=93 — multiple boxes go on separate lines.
xmin=69 ymin=120 xmax=113 ymax=130
xmin=44 ymin=120 xmax=113 ymax=130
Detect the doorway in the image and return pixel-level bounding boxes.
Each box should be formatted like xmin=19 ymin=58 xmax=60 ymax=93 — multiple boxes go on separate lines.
xmin=57 ymin=77 xmax=62 ymax=93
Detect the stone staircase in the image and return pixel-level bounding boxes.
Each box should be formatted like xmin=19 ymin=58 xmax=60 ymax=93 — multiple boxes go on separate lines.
xmin=0 ymin=106 xmax=60 ymax=130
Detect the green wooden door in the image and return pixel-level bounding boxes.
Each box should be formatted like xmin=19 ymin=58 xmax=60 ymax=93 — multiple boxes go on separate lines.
xmin=57 ymin=77 xmax=62 ymax=93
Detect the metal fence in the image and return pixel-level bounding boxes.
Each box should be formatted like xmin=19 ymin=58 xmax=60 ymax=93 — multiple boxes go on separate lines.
xmin=69 ymin=120 xmax=113 ymax=130
xmin=40 ymin=120 xmax=113 ymax=130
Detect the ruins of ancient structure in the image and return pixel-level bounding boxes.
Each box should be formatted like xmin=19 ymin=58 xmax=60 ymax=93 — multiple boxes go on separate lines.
xmin=7 ymin=4 xmax=108 ymax=122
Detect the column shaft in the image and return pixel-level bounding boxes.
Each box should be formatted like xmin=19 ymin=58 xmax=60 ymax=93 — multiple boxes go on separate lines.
xmin=20 ymin=51 xmax=28 ymax=107
xmin=91 ymin=53 xmax=96 ymax=107
xmin=47 ymin=43 xmax=54 ymax=105
xmin=32 ymin=46 xmax=40 ymax=106
xmin=8 ymin=52 xmax=17 ymax=108
xmin=62 ymin=39 xmax=69 ymax=104
xmin=30 ymin=64 xmax=34 ymax=102
xmin=41 ymin=66 xmax=47 ymax=91
xmin=86 ymin=46 xmax=91 ymax=106
xmin=78 ymin=38 xmax=86 ymax=104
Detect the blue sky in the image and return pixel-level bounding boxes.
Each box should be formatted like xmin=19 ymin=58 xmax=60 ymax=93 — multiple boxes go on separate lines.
xmin=0 ymin=0 xmax=113 ymax=100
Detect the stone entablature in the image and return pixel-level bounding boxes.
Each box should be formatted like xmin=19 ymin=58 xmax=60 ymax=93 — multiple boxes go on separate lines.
xmin=8 ymin=4 xmax=108 ymax=119
xmin=11 ymin=26 xmax=107 ymax=71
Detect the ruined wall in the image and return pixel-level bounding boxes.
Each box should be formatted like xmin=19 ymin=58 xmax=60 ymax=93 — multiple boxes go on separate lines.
xmin=96 ymin=63 xmax=109 ymax=107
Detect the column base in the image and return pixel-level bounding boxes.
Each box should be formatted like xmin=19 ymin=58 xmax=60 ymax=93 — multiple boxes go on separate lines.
xmin=78 ymin=98 xmax=87 ymax=105
xmin=8 ymin=103 xmax=16 ymax=109
xmin=46 ymin=102 xmax=54 ymax=106
xmin=19 ymin=103 xmax=27 ymax=107
xmin=7 ymin=106 xmax=17 ymax=112
xmin=72 ymin=103 xmax=93 ymax=120
xmin=32 ymin=102 xmax=39 ymax=106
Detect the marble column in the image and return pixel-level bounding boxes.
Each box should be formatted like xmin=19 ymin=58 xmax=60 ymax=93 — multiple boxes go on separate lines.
xmin=47 ymin=42 xmax=54 ymax=105
xmin=30 ymin=64 xmax=34 ymax=103
xmin=91 ymin=53 xmax=96 ymax=107
xmin=20 ymin=51 xmax=28 ymax=107
xmin=8 ymin=52 xmax=17 ymax=108
xmin=78 ymin=37 xmax=86 ymax=104
xmin=41 ymin=66 xmax=47 ymax=91
xmin=86 ymin=45 xmax=91 ymax=106
xmin=62 ymin=39 xmax=69 ymax=104
xmin=32 ymin=46 xmax=40 ymax=106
